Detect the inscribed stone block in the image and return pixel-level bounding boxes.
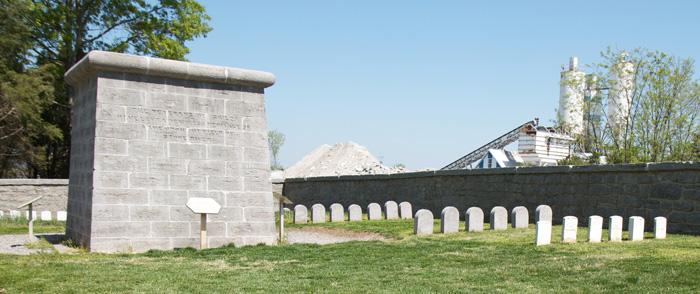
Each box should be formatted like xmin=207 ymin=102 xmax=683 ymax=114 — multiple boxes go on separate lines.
xmin=414 ymin=209 xmax=434 ymax=235
xmin=399 ymin=201 xmax=412 ymax=219
xmin=294 ymin=205 xmax=308 ymax=224
xmin=588 ymin=215 xmax=603 ymax=243
xmin=535 ymin=220 xmax=552 ymax=246
xmin=535 ymin=204 xmax=552 ymax=222
xmin=629 ymin=216 xmax=645 ymax=241
xmin=10 ymin=210 xmax=20 ymax=219
xmin=465 ymin=207 xmax=484 ymax=232
xmin=384 ymin=201 xmax=399 ymax=220
xmin=57 ymin=211 xmax=67 ymax=221
xmin=511 ymin=206 xmax=529 ymax=229
xmin=609 ymin=215 xmax=623 ymax=242
xmin=562 ymin=216 xmax=578 ymax=243
xmin=311 ymin=204 xmax=326 ymax=223
xmin=348 ymin=204 xmax=362 ymax=221
xmin=654 ymin=216 xmax=667 ymax=239
xmin=440 ymin=206 xmax=459 ymax=234
xmin=330 ymin=203 xmax=344 ymax=222
xmin=490 ymin=206 xmax=507 ymax=230
xmin=368 ymin=203 xmax=382 ymax=220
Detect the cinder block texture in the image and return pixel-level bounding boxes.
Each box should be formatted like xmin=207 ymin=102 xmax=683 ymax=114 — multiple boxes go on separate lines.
xmin=64 ymin=51 xmax=276 ymax=252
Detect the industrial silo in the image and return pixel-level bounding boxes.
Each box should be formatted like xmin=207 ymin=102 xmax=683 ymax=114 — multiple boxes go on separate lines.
xmin=558 ymin=57 xmax=586 ymax=136
xmin=607 ymin=53 xmax=635 ymax=138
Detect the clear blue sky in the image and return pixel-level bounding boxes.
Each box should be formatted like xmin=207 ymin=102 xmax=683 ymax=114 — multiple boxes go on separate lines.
xmin=187 ymin=0 xmax=700 ymax=169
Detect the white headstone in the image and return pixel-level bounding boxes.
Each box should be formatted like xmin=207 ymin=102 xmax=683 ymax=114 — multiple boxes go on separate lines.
xmin=511 ymin=206 xmax=529 ymax=229
xmin=40 ymin=211 xmax=52 ymax=221
xmin=399 ymin=202 xmax=413 ymax=219
xmin=10 ymin=210 xmax=21 ymax=219
xmin=562 ymin=216 xmax=578 ymax=243
xmin=535 ymin=220 xmax=552 ymax=246
xmin=629 ymin=216 xmax=645 ymax=241
xmin=384 ymin=201 xmax=399 ymax=220
xmin=654 ymin=216 xmax=667 ymax=239
xmin=283 ymin=207 xmax=292 ymax=214
xmin=414 ymin=209 xmax=434 ymax=235
xmin=293 ymin=205 xmax=308 ymax=224
xmin=490 ymin=206 xmax=507 ymax=230
xmin=609 ymin=215 xmax=623 ymax=242
xmin=0 ymin=211 xmax=3 ymax=218
xmin=535 ymin=205 xmax=552 ymax=222
xmin=588 ymin=215 xmax=603 ymax=243
xmin=465 ymin=207 xmax=484 ymax=232
xmin=368 ymin=203 xmax=382 ymax=220
xmin=440 ymin=206 xmax=459 ymax=234
xmin=330 ymin=203 xmax=344 ymax=222
xmin=57 ymin=211 xmax=67 ymax=221
xmin=311 ymin=204 xmax=326 ymax=223
xmin=348 ymin=204 xmax=362 ymax=221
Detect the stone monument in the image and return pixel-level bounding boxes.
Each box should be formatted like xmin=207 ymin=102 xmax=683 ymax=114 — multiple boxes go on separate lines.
xmin=64 ymin=51 xmax=277 ymax=252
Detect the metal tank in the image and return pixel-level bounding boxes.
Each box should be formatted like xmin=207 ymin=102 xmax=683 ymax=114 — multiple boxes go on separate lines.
xmin=558 ymin=57 xmax=587 ymax=135
xmin=607 ymin=53 xmax=635 ymax=138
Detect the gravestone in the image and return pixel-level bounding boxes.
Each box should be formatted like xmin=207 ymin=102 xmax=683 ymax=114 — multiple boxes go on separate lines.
xmin=368 ymin=203 xmax=382 ymax=220
xmin=562 ymin=216 xmax=578 ymax=243
xmin=535 ymin=205 xmax=552 ymax=222
xmin=330 ymin=203 xmax=344 ymax=222
xmin=535 ymin=220 xmax=552 ymax=246
xmin=414 ymin=209 xmax=434 ymax=235
xmin=588 ymin=215 xmax=603 ymax=243
xmin=629 ymin=216 xmax=645 ymax=241
xmin=440 ymin=206 xmax=459 ymax=234
xmin=294 ymin=205 xmax=308 ymax=224
xmin=57 ymin=211 xmax=67 ymax=221
xmin=465 ymin=207 xmax=484 ymax=232
xmin=64 ymin=51 xmax=277 ymax=252
xmin=283 ymin=207 xmax=291 ymax=215
xmin=10 ymin=210 xmax=20 ymax=219
xmin=490 ymin=206 xmax=507 ymax=230
xmin=609 ymin=215 xmax=623 ymax=242
xmin=384 ymin=201 xmax=399 ymax=220
xmin=654 ymin=216 xmax=667 ymax=239
xmin=41 ymin=211 xmax=52 ymax=221
xmin=511 ymin=206 xmax=529 ymax=229
xmin=348 ymin=204 xmax=362 ymax=221
xmin=0 ymin=211 xmax=3 ymax=218
xmin=399 ymin=202 xmax=413 ymax=219
xmin=311 ymin=204 xmax=326 ymax=223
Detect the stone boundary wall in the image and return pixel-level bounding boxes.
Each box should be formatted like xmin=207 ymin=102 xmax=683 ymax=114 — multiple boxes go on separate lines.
xmin=282 ymin=162 xmax=700 ymax=234
xmin=0 ymin=179 xmax=68 ymax=212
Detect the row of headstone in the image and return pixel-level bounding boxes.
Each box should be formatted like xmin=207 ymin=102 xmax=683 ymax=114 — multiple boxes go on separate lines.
xmin=536 ymin=215 xmax=667 ymax=245
xmin=415 ymin=205 xmax=537 ymax=235
xmin=293 ymin=201 xmax=413 ymax=223
xmin=0 ymin=210 xmax=67 ymax=221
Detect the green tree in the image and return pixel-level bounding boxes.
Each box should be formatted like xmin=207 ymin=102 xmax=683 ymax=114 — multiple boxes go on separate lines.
xmin=0 ymin=0 xmax=61 ymax=177
xmin=19 ymin=0 xmax=212 ymax=178
xmin=578 ymin=48 xmax=700 ymax=163
xmin=268 ymin=130 xmax=285 ymax=170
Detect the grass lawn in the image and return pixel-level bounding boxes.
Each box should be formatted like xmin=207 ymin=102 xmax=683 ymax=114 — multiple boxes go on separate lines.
xmin=1 ymin=217 xmax=699 ymax=293
xmin=0 ymin=218 xmax=65 ymax=235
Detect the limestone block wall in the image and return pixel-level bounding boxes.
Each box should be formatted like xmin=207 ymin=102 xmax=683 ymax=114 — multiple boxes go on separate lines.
xmin=64 ymin=51 xmax=277 ymax=252
xmin=0 ymin=179 xmax=69 ymax=212
xmin=283 ymin=163 xmax=700 ymax=234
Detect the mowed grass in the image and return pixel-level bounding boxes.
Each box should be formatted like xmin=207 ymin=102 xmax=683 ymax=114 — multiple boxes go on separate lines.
xmin=0 ymin=217 xmax=65 ymax=235
xmin=1 ymin=217 xmax=700 ymax=293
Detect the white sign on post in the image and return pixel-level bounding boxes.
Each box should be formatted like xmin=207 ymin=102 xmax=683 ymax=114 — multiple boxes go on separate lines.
xmin=186 ymin=198 xmax=221 ymax=249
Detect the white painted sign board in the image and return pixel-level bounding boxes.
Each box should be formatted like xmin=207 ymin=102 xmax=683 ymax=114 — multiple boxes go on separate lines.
xmin=186 ymin=198 xmax=221 ymax=214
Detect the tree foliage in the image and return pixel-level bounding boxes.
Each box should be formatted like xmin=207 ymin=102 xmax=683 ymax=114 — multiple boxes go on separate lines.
xmin=268 ymin=130 xmax=285 ymax=170
xmin=577 ymin=48 xmax=699 ymax=164
xmin=0 ymin=0 xmax=211 ymax=177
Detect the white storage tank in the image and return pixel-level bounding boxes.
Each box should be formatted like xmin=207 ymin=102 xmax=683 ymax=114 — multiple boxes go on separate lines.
xmin=608 ymin=53 xmax=635 ymax=137
xmin=558 ymin=57 xmax=586 ymax=135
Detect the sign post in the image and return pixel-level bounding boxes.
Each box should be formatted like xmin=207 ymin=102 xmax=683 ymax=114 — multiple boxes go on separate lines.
xmin=186 ymin=198 xmax=221 ymax=250
xmin=17 ymin=196 xmax=44 ymax=240
xmin=273 ymin=192 xmax=293 ymax=244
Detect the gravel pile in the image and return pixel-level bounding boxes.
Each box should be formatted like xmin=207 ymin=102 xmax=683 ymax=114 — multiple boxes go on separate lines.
xmin=284 ymin=142 xmax=398 ymax=178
